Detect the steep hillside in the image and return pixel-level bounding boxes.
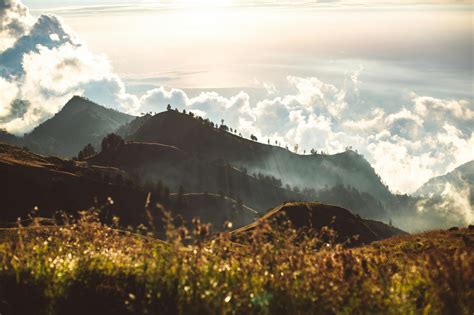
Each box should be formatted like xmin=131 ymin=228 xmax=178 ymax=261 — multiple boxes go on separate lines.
xmin=0 ymin=143 xmax=254 ymax=232
xmin=88 ymin=142 xmax=306 ymax=212
xmin=128 ymin=110 xmax=392 ymax=204
xmin=24 ymin=96 xmax=135 ymax=157
xmin=169 ymin=193 xmax=257 ymax=232
xmin=232 ymin=202 xmax=406 ymax=246
xmin=88 ymin=142 xmax=186 ymax=168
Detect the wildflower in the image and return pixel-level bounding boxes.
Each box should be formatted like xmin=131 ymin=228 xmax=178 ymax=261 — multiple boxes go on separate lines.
xmin=107 ymin=197 xmax=114 ymax=205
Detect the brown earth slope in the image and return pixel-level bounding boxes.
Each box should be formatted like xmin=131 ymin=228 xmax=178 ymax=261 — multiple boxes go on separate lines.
xmin=232 ymin=202 xmax=407 ymax=246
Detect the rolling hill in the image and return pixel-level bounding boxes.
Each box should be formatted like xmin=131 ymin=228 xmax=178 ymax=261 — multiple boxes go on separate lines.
xmin=231 ymin=202 xmax=406 ymax=246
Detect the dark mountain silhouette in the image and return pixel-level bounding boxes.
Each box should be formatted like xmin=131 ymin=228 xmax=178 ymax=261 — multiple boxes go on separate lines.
xmin=1 ymin=98 xmax=409 ymax=231
xmin=231 ymin=202 xmax=406 ymax=246
xmin=126 ymin=110 xmax=392 ymax=205
xmin=169 ymin=192 xmax=258 ymax=232
xmin=116 ymin=113 xmax=153 ymax=138
xmin=24 ymin=96 xmax=135 ymax=157
xmin=88 ymin=141 xmax=307 ymax=212
xmin=0 ymin=143 xmax=405 ymax=243
xmin=0 ymin=143 xmax=255 ymax=233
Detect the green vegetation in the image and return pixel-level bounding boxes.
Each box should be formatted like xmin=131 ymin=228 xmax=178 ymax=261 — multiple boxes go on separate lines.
xmin=0 ymin=211 xmax=472 ymax=315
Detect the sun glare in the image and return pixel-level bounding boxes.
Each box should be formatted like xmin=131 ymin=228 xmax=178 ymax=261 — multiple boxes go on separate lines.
xmin=166 ymin=0 xmax=235 ymax=8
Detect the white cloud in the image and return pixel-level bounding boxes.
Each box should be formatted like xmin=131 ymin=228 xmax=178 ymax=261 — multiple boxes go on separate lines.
xmin=0 ymin=77 xmax=19 ymax=119
xmin=0 ymin=0 xmax=32 ymax=52
xmin=131 ymin=71 xmax=473 ymax=195
xmin=0 ymin=0 xmax=139 ymax=133
xmin=1 ymin=0 xmax=472 ymax=197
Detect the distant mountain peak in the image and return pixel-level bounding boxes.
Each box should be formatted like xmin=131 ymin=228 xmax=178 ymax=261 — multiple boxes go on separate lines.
xmin=415 ymin=160 xmax=474 ymax=197
xmin=24 ymin=96 xmax=135 ymax=157
xmin=60 ymin=95 xmax=112 ymax=114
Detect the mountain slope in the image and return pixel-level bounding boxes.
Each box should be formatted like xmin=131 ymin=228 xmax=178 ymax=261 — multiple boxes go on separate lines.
xmin=415 ymin=160 xmax=474 ymax=200
xmin=25 ymin=96 xmax=135 ymax=157
xmin=127 ymin=110 xmax=392 ymax=204
xmin=88 ymin=142 xmax=307 ymax=212
xmin=0 ymin=143 xmax=255 ymax=232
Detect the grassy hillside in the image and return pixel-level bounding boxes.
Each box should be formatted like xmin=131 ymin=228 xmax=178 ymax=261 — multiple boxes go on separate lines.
xmin=231 ymin=202 xmax=405 ymax=246
xmin=0 ymin=214 xmax=471 ymax=315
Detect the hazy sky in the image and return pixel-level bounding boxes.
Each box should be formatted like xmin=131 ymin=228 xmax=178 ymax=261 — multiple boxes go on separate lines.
xmin=1 ymin=0 xmax=473 ymax=193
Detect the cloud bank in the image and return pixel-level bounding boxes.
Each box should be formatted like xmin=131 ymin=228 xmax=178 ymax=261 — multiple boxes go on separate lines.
xmin=0 ymin=0 xmax=473 ymax=196
xmin=0 ymin=0 xmax=138 ymax=133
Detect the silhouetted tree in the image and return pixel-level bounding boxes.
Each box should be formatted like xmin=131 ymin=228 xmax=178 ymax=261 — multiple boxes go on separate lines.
xmin=77 ymin=143 xmax=96 ymax=160
xmin=101 ymin=134 xmax=124 ymax=152
xmin=167 ymin=104 xmax=171 ymax=111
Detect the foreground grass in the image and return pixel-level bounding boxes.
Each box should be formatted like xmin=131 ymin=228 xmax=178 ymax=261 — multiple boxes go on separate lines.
xmin=0 ymin=213 xmax=472 ymax=315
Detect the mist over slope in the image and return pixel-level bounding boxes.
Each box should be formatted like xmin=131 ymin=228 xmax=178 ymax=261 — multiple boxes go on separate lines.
xmin=127 ymin=109 xmax=392 ymax=204
xmin=1 ymin=96 xmax=471 ymax=232
xmin=411 ymin=160 xmax=474 ymax=229
xmin=88 ymin=141 xmax=307 ymax=212
xmin=415 ymin=160 xmax=474 ymax=198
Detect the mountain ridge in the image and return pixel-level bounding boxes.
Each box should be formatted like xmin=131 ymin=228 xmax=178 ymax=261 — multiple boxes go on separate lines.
xmin=22 ymin=96 xmax=135 ymax=157
xmin=126 ymin=109 xmax=393 ymax=205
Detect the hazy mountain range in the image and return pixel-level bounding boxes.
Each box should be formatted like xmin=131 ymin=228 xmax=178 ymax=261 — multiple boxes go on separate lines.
xmin=0 ymin=96 xmax=472 ymax=232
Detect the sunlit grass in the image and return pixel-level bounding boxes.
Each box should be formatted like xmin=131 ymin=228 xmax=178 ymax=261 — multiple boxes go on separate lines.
xmin=0 ymin=210 xmax=472 ymax=314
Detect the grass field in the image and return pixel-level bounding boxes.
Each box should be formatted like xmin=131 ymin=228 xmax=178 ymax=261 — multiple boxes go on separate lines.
xmin=0 ymin=211 xmax=472 ymax=315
